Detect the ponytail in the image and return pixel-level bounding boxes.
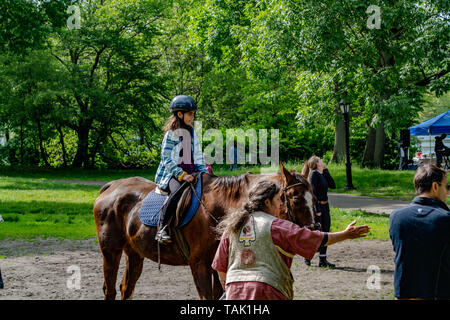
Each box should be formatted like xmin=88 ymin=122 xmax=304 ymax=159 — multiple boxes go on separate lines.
xmin=215 ymin=180 xmax=280 ymax=239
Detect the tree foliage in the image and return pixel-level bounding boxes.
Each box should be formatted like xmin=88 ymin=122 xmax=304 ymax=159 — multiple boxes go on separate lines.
xmin=0 ymin=0 xmax=448 ymax=169
xmin=189 ymin=0 xmax=449 ymax=167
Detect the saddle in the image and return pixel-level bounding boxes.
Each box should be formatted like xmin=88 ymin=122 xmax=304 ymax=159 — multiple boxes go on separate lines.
xmin=139 ymin=172 xmax=203 ymax=228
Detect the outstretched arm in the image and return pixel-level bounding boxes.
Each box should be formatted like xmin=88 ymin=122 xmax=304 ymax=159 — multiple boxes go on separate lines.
xmin=325 ymin=220 xmax=370 ymax=246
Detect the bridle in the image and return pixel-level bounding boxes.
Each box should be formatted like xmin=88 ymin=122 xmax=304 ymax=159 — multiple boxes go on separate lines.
xmin=282 ymin=182 xmax=305 ymax=224
xmin=282 ymin=181 xmax=321 ymax=230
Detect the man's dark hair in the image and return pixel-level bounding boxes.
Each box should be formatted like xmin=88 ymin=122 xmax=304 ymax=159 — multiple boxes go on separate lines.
xmin=414 ymin=164 xmax=447 ymax=195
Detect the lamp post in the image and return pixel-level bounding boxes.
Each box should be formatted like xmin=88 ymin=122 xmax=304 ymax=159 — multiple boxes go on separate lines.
xmin=340 ymin=99 xmax=355 ymax=190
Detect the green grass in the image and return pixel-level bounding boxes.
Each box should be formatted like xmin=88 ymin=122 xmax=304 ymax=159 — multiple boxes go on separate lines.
xmin=330 ymin=208 xmax=390 ymax=240
xmin=0 ymin=163 xmax=399 ymax=241
xmin=0 ymin=166 xmax=158 ymax=181
xmin=325 ymin=163 xmax=417 ymax=201
xmin=0 ymin=176 xmax=98 ymax=240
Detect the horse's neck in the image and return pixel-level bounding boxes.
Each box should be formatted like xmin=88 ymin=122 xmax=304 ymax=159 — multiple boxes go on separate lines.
xmin=210 ymin=172 xmax=281 ymax=212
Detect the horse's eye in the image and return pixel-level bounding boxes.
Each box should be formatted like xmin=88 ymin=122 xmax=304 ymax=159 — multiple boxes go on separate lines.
xmin=280 ymin=194 xmax=285 ymax=202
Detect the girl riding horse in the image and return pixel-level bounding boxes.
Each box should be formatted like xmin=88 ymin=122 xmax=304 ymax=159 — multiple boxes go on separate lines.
xmin=155 ymin=95 xmax=209 ymax=243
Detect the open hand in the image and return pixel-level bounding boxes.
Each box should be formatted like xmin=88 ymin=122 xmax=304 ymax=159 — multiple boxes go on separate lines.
xmin=345 ymin=220 xmax=370 ymax=239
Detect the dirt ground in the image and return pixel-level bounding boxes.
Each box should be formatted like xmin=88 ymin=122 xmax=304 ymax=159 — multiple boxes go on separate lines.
xmin=0 ymin=238 xmax=395 ymax=300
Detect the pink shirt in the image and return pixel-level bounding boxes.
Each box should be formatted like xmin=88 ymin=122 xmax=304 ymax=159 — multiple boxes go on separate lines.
xmin=212 ymin=217 xmax=325 ymax=300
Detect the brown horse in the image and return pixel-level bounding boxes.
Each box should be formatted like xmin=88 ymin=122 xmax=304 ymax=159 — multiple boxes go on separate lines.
xmin=93 ymin=162 xmax=317 ymax=300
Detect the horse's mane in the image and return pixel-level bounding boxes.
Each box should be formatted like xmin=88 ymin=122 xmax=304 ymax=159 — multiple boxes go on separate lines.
xmin=210 ymin=173 xmax=252 ymax=199
xmin=209 ymin=170 xmax=310 ymax=200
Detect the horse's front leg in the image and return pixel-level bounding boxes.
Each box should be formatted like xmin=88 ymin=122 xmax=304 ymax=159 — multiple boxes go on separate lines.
xmin=189 ymin=259 xmax=214 ymax=300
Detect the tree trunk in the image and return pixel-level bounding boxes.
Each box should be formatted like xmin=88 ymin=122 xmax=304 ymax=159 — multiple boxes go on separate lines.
xmin=373 ymin=122 xmax=386 ymax=168
xmin=361 ymin=125 xmax=376 ymax=168
xmin=36 ymin=116 xmax=49 ymax=167
xmin=72 ymin=125 xmax=90 ymax=168
xmin=20 ymin=121 xmax=24 ymax=165
xmin=331 ymin=117 xmax=346 ymax=163
xmin=57 ymin=126 xmax=67 ymax=167
xmin=89 ymin=127 xmax=108 ymax=168
xmin=138 ymin=125 xmax=145 ymax=146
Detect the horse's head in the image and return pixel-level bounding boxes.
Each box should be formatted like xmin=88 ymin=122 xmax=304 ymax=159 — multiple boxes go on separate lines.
xmin=278 ymin=162 xmax=319 ymax=230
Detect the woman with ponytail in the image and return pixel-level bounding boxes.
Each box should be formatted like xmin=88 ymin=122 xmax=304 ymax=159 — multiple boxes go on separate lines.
xmin=212 ymin=180 xmax=369 ymax=300
xmin=303 ymin=156 xmax=336 ymax=267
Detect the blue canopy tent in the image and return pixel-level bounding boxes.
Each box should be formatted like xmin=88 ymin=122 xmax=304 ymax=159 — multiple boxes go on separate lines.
xmin=409 ymin=110 xmax=450 ymax=136
xmin=409 ymin=110 xmax=450 ymax=163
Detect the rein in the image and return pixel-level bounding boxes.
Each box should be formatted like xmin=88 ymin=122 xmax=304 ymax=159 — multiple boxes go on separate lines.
xmin=189 ymin=179 xmax=219 ymax=224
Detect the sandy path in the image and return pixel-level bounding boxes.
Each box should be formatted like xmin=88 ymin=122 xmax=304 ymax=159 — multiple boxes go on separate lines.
xmin=0 ymin=238 xmax=395 ymax=300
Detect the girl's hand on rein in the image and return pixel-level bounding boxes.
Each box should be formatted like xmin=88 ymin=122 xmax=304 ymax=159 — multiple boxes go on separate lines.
xmin=182 ymin=174 xmax=194 ymax=183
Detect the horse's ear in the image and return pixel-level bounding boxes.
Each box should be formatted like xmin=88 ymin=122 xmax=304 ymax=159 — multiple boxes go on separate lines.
xmin=280 ymin=162 xmax=294 ymax=185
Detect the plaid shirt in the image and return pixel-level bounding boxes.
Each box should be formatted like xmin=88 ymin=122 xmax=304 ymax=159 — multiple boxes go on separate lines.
xmin=155 ymin=127 xmax=208 ymax=189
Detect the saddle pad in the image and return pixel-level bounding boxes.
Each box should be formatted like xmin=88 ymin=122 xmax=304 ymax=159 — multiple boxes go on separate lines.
xmin=139 ymin=173 xmax=202 ymax=228
xmin=139 ymin=189 xmax=168 ymax=227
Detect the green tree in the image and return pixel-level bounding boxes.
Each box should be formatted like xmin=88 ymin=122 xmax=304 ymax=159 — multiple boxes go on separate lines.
xmin=0 ymin=0 xmax=172 ymax=168
xmin=189 ymin=0 xmax=450 ymax=167
xmin=419 ymin=91 xmax=450 ymax=122
xmin=43 ymin=0 xmax=168 ymax=167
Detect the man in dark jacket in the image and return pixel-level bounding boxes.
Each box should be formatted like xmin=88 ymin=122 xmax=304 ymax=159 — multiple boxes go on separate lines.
xmin=389 ymin=164 xmax=450 ymax=299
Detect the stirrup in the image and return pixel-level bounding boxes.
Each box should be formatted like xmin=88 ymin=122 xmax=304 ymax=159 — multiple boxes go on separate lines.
xmin=155 ymin=227 xmax=172 ymax=244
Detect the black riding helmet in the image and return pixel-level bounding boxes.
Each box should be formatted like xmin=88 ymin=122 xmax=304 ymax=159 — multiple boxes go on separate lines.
xmin=170 ymin=95 xmax=197 ymax=113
